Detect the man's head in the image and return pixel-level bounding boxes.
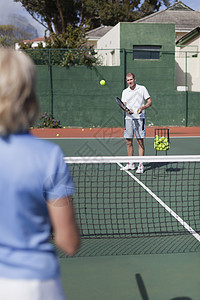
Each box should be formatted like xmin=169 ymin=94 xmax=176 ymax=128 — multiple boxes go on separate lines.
xmin=126 ymin=73 xmax=136 ymax=90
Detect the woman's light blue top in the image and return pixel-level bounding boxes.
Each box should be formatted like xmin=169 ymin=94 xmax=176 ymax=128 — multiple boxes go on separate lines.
xmin=0 ymin=133 xmax=75 ymax=279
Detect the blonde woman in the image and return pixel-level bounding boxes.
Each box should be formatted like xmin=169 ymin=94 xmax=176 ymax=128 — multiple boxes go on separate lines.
xmin=0 ymin=48 xmax=80 ymax=300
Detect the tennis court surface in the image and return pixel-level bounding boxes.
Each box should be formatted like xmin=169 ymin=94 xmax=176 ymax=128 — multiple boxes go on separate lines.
xmin=35 ymin=127 xmax=200 ymax=300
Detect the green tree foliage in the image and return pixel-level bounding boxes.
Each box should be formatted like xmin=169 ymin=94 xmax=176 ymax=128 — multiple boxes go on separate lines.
xmin=19 ymin=24 xmax=102 ymax=67
xmin=140 ymin=0 xmax=171 ymax=15
xmin=81 ymin=0 xmax=173 ymax=29
xmin=14 ymin=0 xmax=173 ymax=34
xmin=45 ymin=24 xmax=102 ymax=67
xmin=0 ymin=25 xmax=32 ymax=47
xmin=80 ymin=0 xmax=141 ymax=29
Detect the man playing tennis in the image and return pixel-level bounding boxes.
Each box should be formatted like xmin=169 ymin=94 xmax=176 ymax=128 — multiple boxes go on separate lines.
xmin=121 ymin=73 xmax=152 ymax=173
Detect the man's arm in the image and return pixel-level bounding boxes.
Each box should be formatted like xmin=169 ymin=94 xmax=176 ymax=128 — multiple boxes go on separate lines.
xmin=122 ymin=101 xmax=134 ymax=114
xmin=138 ymin=98 xmax=152 ymax=114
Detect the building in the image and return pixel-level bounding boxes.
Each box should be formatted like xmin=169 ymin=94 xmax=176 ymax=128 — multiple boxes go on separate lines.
xmin=132 ymin=1 xmax=200 ymax=91
xmin=175 ymin=27 xmax=200 ymax=91
xmin=96 ymin=1 xmax=200 ymax=66
xmin=15 ymin=37 xmax=46 ymax=50
xmin=86 ymin=26 xmax=113 ymax=48
xmin=133 ymin=1 xmax=200 ymax=41
xmin=96 ymin=1 xmax=200 ymax=91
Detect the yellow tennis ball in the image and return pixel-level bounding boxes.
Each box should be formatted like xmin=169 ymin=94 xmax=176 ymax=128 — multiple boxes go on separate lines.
xmin=56 ymin=134 xmax=59 ymax=137
xmin=100 ymin=80 xmax=106 ymax=86
xmin=82 ymin=129 xmax=84 ymax=131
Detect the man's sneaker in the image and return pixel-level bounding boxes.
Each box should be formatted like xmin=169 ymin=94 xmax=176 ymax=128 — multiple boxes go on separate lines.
xmin=120 ymin=163 xmax=135 ymax=171
xmin=136 ymin=163 xmax=144 ymax=174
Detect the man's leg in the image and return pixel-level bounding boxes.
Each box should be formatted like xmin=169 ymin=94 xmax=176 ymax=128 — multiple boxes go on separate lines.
xmin=126 ymin=138 xmax=133 ymax=156
xmin=120 ymin=119 xmax=135 ymax=170
xmin=135 ymin=119 xmax=145 ymax=173
xmin=137 ymin=138 xmax=144 ymax=156
xmin=120 ymin=138 xmax=135 ymax=170
xmin=135 ymin=139 xmax=144 ymax=173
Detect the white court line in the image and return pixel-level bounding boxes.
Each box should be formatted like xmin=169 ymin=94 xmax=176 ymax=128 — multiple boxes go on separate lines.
xmin=117 ymin=162 xmax=200 ymax=243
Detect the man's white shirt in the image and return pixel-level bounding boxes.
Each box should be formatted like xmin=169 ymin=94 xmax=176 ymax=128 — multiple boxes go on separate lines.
xmin=121 ymin=84 xmax=150 ymax=119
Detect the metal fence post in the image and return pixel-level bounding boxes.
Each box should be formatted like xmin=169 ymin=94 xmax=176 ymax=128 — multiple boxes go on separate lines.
xmin=123 ymin=48 xmax=126 ymax=89
xmin=185 ymin=51 xmax=188 ymax=127
xmin=48 ymin=49 xmax=53 ymax=115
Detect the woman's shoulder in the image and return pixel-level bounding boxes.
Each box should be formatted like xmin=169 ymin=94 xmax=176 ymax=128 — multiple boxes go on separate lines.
xmin=11 ymin=132 xmax=64 ymax=159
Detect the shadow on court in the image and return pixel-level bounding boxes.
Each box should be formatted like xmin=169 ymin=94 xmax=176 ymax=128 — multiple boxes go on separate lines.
xmin=135 ymin=273 xmax=150 ymax=300
xmin=135 ymin=273 xmax=192 ymax=300
xmin=144 ymin=162 xmax=183 ymax=173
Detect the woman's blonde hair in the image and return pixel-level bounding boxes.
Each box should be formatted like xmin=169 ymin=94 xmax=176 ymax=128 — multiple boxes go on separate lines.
xmin=0 ymin=48 xmax=39 ymax=136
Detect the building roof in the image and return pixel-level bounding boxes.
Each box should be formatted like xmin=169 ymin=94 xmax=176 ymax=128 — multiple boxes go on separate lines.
xmin=176 ymin=26 xmax=200 ymax=45
xmin=87 ymin=26 xmax=113 ymax=40
xmin=133 ymin=1 xmax=200 ymax=32
xmin=22 ymin=37 xmax=45 ymax=43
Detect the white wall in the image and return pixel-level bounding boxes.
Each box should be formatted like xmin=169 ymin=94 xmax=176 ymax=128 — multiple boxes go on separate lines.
xmin=97 ymin=23 xmax=120 ymax=66
xmin=86 ymin=39 xmax=98 ymax=49
xmin=175 ymin=35 xmax=200 ymax=91
xmin=15 ymin=40 xmax=46 ymax=50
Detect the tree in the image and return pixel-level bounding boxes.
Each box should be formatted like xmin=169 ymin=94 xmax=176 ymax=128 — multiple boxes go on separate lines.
xmin=80 ymin=0 xmax=141 ymax=29
xmin=0 ymin=25 xmax=32 ymax=47
xmin=14 ymin=0 xmax=173 ymax=34
xmin=140 ymin=0 xmax=172 ymax=15
xmin=81 ymin=0 xmax=173 ymax=29
xmin=14 ymin=0 xmax=79 ymax=34
xmin=19 ymin=24 xmax=102 ymax=67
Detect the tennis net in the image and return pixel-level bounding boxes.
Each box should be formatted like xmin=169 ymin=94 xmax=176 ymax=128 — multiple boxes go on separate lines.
xmin=61 ymin=155 xmax=200 ymax=256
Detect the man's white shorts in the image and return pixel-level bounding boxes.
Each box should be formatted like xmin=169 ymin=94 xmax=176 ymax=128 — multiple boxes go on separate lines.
xmin=124 ymin=118 xmax=145 ymax=139
xmin=0 ymin=277 xmax=66 ymax=300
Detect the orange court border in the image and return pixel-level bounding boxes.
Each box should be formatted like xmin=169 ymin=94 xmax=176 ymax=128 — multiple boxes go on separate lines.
xmin=31 ymin=126 xmax=200 ymax=138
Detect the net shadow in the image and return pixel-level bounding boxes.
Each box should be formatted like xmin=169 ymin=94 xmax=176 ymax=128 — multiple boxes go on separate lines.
xmin=54 ymin=234 xmax=200 ymax=258
xmin=144 ymin=162 xmax=183 ymax=172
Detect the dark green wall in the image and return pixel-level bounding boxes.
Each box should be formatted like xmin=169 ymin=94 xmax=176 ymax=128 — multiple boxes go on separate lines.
xmin=120 ymin=23 xmax=175 ymax=91
xmin=120 ymin=23 xmax=175 ymax=51
xmin=36 ymin=65 xmax=50 ymax=116
xmin=37 ymin=65 xmax=126 ymax=127
xmin=36 ymin=65 xmax=200 ymax=127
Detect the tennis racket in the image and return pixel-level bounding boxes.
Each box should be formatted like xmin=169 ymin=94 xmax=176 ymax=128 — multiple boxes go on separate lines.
xmin=115 ymin=96 xmax=133 ymax=114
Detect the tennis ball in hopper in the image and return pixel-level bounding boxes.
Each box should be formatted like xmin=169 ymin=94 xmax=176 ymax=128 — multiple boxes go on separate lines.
xmin=100 ymin=80 xmax=106 ymax=86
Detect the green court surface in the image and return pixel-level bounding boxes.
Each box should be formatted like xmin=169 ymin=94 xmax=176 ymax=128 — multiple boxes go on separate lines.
xmin=60 ymin=253 xmax=200 ymax=300
xmin=47 ymin=137 xmax=200 ymax=157
xmin=48 ymin=136 xmax=200 ymax=300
